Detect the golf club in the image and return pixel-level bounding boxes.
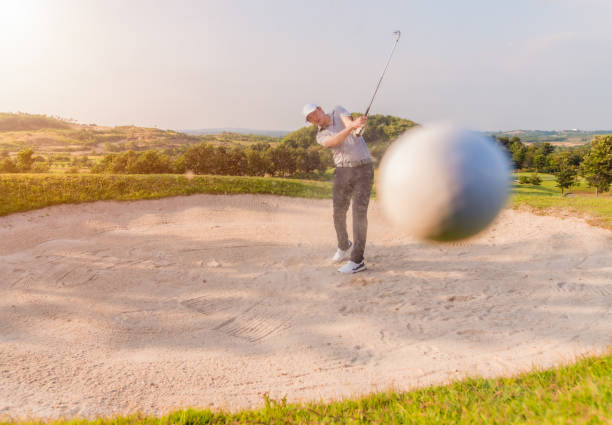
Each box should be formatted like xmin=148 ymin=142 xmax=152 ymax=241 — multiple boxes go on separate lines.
xmin=355 ymin=30 xmax=401 ymax=136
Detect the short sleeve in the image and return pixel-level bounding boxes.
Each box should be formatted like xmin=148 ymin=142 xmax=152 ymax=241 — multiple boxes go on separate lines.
xmin=335 ymin=105 xmax=351 ymax=117
xmin=316 ymin=129 xmax=331 ymax=146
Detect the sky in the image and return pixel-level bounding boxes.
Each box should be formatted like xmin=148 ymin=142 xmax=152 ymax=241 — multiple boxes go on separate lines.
xmin=1 ymin=0 xmax=611 ymax=132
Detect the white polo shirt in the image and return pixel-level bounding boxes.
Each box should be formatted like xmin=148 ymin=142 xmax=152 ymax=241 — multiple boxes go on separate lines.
xmin=315 ymin=106 xmax=373 ymax=167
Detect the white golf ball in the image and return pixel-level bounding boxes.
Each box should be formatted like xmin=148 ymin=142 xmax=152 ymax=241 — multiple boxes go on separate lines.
xmin=378 ymin=124 xmax=511 ymax=242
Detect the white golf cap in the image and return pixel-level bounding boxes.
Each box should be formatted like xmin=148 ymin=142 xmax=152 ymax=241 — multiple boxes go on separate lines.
xmin=302 ymin=103 xmax=319 ymax=122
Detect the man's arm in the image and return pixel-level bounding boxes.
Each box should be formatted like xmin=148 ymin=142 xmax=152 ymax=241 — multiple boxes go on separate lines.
xmin=323 ymin=116 xmax=367 ymax=148
xmin=340 ymin=114 xmax=356 ymax=129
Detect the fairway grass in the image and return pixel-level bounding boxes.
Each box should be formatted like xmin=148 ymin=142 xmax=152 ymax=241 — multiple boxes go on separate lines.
xmin=2 ymin=350 xmax=610 ymax=425
xmin=511 ymin=173 xmax=612 ymax=230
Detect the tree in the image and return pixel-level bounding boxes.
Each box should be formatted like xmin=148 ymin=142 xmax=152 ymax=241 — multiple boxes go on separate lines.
xmin=280 ymin=125 xmax=318 ymax=149
xmin=227 ymin=147 xmax=247 ymax=175
xmin=294 ymin=148 xmax=308 ymax=174
xmin=509 ymin=141 xmax=526 ymax=169
xmin=183 ymin=143 xmax=216 ymax=174
xmin=533 ymin=154 xmax=547 ymax=172
xmin=361 ymin=114 xmax=417 ymax=144
xmin=16 ymin=148 xmax=35 ymax=172
xmin=131 ymin=151 xmax=173 ymax=174
xmin=539 ymin=142 xmax=554 ymax=156
xmin=581 ymin=135 xmax=612 ymax=196
xmin=306 ymin=148 xmax=322 ymax=174
xmin=112 ymin=150 xmax=138 ymax=173
xmin=522 ymin=144 xmax=536 ymax=169
xmin=173 ymin=156 xmax=187 ymax=174
xmin=91 ymin=154 xmax=116 ymax=173
xmin=245 ymin=149 xmax=270 ymax=176
xmin=0 ymin=158 xmax=17 ymax=173
xmin=318 ymin=149 xmax=333 ymax=173
xmin=554 ymin=154 xmax=578 ymax=195
xmin=214 ymin=146 xmax=232 ymax=175
xmin=270 ymin=145 xmax=296 ymax=176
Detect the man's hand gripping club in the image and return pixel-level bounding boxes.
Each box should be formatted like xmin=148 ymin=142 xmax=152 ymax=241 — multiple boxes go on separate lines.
xmin=324 ymin=115 xmax=367 ymax=148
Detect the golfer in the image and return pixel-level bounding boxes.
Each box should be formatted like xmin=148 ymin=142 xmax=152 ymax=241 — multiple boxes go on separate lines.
xmin=303 ymin=104 xmax=374 ymax=274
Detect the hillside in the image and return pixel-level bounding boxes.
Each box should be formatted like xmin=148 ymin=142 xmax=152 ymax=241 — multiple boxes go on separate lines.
xmin=0 ymin=112 xmax=73 ymax=131
xmin=0 ymin=112 xmax=420 ymax=175
xmin=0 ymin=112 xmax=417 ymax=160
xmin=489 ymin=129 xmax=612 ymax=146
xmin=183 ymin=128 xmax=290 ymax=138
xmin=0 ymin=113 xmax=282 ymax=157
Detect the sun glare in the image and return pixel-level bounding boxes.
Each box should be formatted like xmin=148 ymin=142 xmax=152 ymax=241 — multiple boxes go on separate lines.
xmin=0 ymin=1 xmax=33 ymax=38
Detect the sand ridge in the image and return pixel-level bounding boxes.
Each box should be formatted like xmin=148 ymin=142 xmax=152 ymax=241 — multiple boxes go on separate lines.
xmin=0 ymin=194 xmax=611 ymax=419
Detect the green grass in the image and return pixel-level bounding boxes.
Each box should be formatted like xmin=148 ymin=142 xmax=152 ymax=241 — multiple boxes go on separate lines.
xmin=3 ymin=350 xmax=610 ymax=425
xmin=0 ymin=174 xmax=332 ymax=217
xmin=511 ymin=173 xmax=612 ymax=229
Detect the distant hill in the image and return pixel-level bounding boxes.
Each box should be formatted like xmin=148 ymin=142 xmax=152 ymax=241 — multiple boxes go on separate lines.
xmin=0 ymin=113 xmax=73 ymax=131
xmin=0 ymin=112 xmax=419 ymax=161
xmin=182 ymin=128 xmax=290 ymax=138
xmin=488 ymin=129 xmax=612 ymax=145
xmin=0 ymin=113 xmax=283 ymax=156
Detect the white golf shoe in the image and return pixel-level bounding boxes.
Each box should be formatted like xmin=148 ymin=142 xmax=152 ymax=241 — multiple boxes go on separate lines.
xmin=338 ymin=260 xmax=366 ymax=274
xmin=332 ymin=241 xmax=352 ymax=263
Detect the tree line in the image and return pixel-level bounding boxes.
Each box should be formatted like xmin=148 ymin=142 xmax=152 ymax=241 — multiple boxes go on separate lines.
xmin=0 ymin=148 xmax=91 ymax=173
xmin=2 ymin=114 xmax=609 ymax=195
xmin=92 ymin=143 xmax=332 ymax=177
xmin=0 ymin=143 xmax=334 ymax=177
xmin=497 ymin=135 xmax=612 ymax=195
xmin=0 ymin=114 xmax=417 ymax=178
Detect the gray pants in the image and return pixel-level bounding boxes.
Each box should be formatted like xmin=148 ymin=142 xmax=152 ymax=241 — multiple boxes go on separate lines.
xmin=333 ymin=163 xmax=374 ymax=263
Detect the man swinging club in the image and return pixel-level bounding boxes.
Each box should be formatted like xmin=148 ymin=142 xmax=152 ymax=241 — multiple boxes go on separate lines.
xmin=303 ymin=104 xmax=373 ymax=274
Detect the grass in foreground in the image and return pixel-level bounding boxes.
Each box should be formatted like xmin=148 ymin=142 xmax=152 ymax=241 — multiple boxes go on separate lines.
xmin=3 ymin=350 xmax=610 ymax=425
xmin=511 ymin=173 xmax=612 ymax=229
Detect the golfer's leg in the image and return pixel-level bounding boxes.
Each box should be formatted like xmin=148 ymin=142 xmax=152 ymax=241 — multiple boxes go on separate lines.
xmin=333 ymin=168 xmax=352 ymax=251
xmin=350 ymin=164 xmax=374 ymax=263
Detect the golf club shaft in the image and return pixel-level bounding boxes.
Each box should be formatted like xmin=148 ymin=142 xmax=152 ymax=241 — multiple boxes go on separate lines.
xmin=355 ymin=31 xmax=400 ymax=137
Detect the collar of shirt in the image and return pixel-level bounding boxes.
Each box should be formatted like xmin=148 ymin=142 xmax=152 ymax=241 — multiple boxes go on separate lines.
xmin=318 ymin=110 xmax=335 ymax=131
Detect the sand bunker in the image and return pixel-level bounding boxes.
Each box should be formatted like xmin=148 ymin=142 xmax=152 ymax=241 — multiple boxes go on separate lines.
xmin=0 ymin=194 xmax=611 ymax=419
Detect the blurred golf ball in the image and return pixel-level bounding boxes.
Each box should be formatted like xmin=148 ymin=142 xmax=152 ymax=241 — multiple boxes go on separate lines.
xmin=378 ymin=124 xmax=511 ymax=242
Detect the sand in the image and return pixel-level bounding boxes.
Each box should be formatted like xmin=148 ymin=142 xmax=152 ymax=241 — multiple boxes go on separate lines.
xmin=0 ymin=194 xmax=610 ymax=420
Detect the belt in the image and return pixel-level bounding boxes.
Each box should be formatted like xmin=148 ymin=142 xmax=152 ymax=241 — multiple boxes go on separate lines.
xmin=336 ymin=159 xmax=373 ymax=168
